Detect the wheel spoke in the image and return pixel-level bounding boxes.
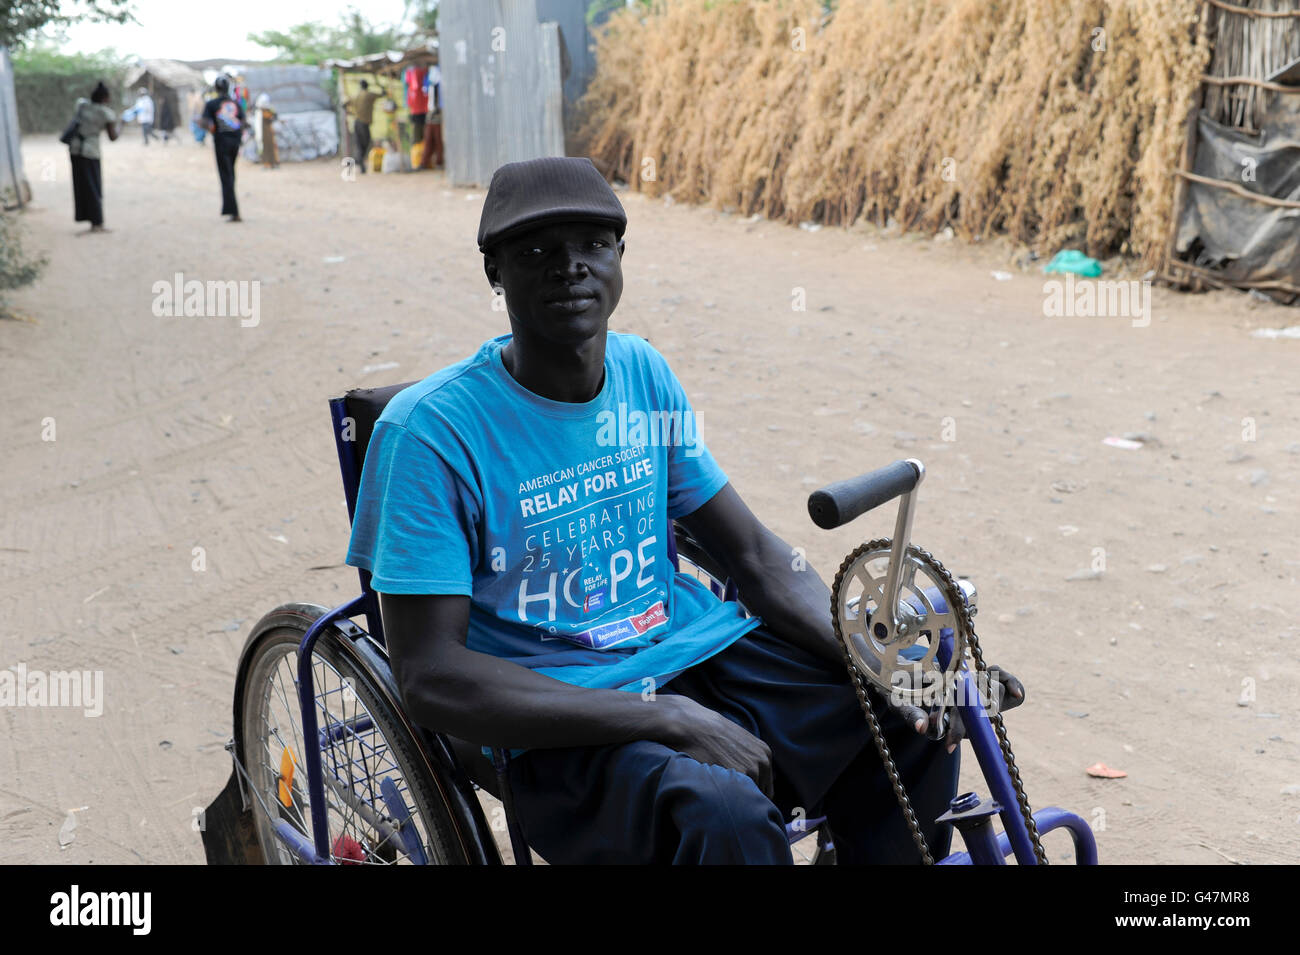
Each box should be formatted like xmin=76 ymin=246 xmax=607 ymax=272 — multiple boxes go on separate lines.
xmin=240 ymin=625 xmax=452 ymax=865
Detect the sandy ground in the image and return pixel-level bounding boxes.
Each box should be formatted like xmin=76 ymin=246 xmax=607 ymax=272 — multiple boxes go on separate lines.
xmin=2 ymin=133 xmax=1298 ymax=866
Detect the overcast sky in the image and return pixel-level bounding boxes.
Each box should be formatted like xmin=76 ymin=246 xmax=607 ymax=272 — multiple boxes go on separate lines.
xmin=58 ymin=0 xmax=413 ymax=61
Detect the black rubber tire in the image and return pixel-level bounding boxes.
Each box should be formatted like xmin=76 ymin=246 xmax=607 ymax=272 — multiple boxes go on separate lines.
xmin=235 ymin=605 xmax=470 ymax=865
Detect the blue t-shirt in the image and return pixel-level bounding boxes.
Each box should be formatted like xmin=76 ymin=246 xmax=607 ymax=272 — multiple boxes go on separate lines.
xmin=345 ymin=332 xmax=760 ymax=692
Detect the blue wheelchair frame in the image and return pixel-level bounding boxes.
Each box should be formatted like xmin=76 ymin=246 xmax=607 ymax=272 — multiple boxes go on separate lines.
xmin=258 ymin=393 xmax=1098 ymax=865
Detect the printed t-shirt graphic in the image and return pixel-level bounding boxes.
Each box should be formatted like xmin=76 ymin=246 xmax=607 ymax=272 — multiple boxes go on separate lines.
xmin=346 ymin=332 xmax=760 ymax=692
xmin=215 ymin=100 xmax=242 ymax=133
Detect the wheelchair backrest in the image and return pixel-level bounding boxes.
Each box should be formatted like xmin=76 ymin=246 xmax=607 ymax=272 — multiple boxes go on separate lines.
xmin=331 ymin=381 xmax=417 ymax=521
xmin=329 ymin=381 xmax=417 ymax=645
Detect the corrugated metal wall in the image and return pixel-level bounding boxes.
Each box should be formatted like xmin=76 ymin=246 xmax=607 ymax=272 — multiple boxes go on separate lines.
xmin=240 ymin=65 xmax=333 ymax=115
xmin=0 ymin=46 xmax=29 ymax=207
xmin=440 ymin=0 xmax=567 ymax=186
xmin=536 ymin=0 xmax=596 ymax=109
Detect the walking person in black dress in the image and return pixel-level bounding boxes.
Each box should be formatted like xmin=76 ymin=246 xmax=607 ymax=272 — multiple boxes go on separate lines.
xmin=157 ymin=96 xmax=176 ymax=144
xmin=198 ymin=76 xmax=246 ymax=222
xmin=67 ymin=81 xmax=119 ymax=234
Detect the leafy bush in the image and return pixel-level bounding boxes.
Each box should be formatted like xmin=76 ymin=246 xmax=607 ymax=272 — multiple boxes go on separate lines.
xmin=0 ymin=207 xmax=46 ymax=319
xmin=10 ymin=43 xmax=130 ymax=132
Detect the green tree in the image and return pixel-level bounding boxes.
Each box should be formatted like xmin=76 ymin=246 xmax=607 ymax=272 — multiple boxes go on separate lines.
xmin=249 ymin=2 xmax=441 ymax=64
xmin=339 ymin=7 xmax=401 ymax=56
xmin=10 ymin=39 xmax=128 ymax=132
xmin=10 ymin=38 xmax=126 ymax=75
xmin=404 ymin=0 xmax=438 ymax=40
xmin=588 ymin=1 xmax=655 ymax=27
xmin=245 ymin=22 xmax=352 ymax=65
xmin=249 ymin=6 xmax=405 ymax=65
xmin=0 ymin=0 xmax=134 ymax=49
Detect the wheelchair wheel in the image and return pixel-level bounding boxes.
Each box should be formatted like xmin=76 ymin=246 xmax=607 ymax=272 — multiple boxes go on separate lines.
xmin=235 ymin=604 xmax=469 ymax=865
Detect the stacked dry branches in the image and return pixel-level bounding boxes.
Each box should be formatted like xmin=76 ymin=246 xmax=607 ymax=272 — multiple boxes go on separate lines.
xmin=573 ymin=0 xmax=1212 ymax=268
xmin=1203 ymin=0 xmax=1300 ymax=131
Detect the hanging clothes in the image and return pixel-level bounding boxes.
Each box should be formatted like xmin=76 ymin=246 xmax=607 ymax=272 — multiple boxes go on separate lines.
xmin=405 ymin=66 xmax=429 ymax=145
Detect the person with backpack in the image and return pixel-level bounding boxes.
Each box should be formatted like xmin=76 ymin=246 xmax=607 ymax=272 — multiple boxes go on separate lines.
xmin=198 ymin=76 xmax=246 ymax=222
xmin=63 ymin=81 xmax=119 ymax=234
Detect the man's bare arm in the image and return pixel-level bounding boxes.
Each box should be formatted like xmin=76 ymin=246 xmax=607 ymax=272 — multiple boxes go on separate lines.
xmin=378 ymin=592 xmax=774 ymax=794
xmin=676 ymin=483 xmax=1024 ymax=745
xmin=677 ymin=483 xmax=843 ymax=666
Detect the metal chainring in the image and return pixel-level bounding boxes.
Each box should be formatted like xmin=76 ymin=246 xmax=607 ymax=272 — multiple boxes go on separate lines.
xmin=833 ymin=541 xmax=966 ymax=707
xmin=830 ymin=538 xmax=1049 ymax=865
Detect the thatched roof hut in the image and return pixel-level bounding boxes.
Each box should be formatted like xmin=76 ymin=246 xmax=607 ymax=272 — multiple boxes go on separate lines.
xmin=123 ymin=58 xmax=206 ymax=133
xmin=124 ymin=58 xmax=206 ymax=94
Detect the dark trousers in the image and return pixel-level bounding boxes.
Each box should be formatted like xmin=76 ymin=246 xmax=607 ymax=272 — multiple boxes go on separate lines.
xmin=142 ymin=122 xmax=155 ymax=144
xmin=214 ymin=135 xmax=240 ymax=217
xmin=507 ymin=626 xmax=959 ymax=864
xmin=70 ymin=154 xmax=103 ymax=226
xmin=354 ymin=120 xmax=371 ymax=172
xmin=420 ymin=117 xmax=443 ymax=168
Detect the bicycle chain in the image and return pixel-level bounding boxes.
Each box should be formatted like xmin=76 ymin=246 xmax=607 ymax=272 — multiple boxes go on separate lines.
xmin=830 ymin=538 xmax=1048 ymax=865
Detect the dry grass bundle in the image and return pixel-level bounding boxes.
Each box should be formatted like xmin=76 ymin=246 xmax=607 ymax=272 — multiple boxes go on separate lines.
xmin=573 ymin=0 xmax=1212 ymax=268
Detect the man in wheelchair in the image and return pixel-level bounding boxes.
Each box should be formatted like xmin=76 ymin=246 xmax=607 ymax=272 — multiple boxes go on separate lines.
xmin=346 ymin=157 xmax=1023 ymax=864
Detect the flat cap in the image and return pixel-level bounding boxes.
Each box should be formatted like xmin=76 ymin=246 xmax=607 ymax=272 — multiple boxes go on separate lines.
xmin=477 ymin=157 xmax=626 ymax=252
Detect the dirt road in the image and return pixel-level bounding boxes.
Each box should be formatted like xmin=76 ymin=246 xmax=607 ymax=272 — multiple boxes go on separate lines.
xmin=2 ymin=134 xmax=1297 ymax=864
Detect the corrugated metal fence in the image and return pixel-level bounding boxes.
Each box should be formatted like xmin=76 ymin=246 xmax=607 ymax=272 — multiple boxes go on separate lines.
xmin=440 ymin=0 xmax=568 ymax=186
xmin=537 ymin=0 xmax=597 ymax=109
xmin=241 ymin=65 xmax=333 ymax=115
xmin=0 ymin=46 xmax=29 ymax=207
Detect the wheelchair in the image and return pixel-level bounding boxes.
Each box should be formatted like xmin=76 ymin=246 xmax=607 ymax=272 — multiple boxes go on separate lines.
xmin=202 ymin=382 xmax=1099 ymax=866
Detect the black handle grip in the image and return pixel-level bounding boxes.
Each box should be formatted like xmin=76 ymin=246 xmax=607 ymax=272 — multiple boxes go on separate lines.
xmin=807 ymin=460 xmax=921 ymax=530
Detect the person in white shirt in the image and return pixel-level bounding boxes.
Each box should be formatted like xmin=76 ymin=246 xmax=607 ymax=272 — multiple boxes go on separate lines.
xmin=130 ymin=88 xmax=156 ymax=144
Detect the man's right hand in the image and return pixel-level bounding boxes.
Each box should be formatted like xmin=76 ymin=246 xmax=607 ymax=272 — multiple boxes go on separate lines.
xmin=382 ymin=593 xmax=779 ymax=790
xmin=656 ymin=694 xmax=773 ymax=799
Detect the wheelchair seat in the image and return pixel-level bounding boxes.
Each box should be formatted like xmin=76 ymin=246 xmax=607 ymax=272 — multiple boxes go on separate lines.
xmin=447 ymin=736 xmax=503 ymax=799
